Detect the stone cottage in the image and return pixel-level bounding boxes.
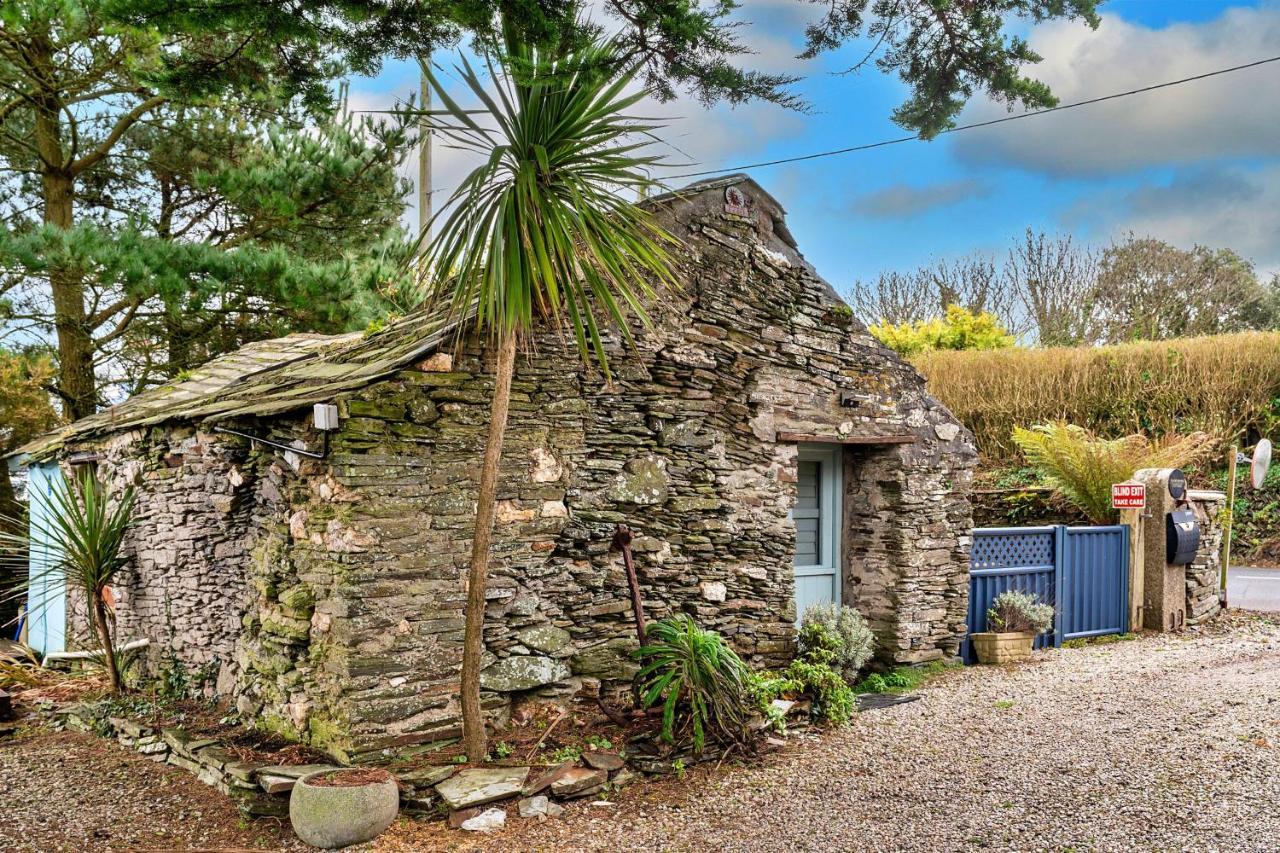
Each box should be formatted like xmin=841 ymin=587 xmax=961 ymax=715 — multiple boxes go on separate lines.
xmin=18 ymin=175 xmax=976 ymax=761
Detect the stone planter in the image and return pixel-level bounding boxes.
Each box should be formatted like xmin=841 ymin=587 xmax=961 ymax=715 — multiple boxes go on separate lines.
xmin=289 ymin=769 xmax=399 ymax=849
xmin=970 ymin=631 xmax=1038 ymax=664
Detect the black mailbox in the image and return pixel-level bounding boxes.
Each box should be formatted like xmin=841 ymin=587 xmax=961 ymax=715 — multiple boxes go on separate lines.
xmin=1166 ymin=509 xmax=1200 ymax=565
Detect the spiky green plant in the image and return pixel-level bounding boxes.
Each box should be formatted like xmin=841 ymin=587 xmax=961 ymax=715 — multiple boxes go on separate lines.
xmin=1011 ymin=422 xmax=1211 ymax=523
xmin=635 ymin=616 xmax=751 ymax=752
xmin=1 ymin=469 xmax=135 ymax=691
xmin=416 ymin=23 xmax=678 ymax=761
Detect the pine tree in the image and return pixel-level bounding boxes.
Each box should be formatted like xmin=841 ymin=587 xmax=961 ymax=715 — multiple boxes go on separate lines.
xmin=0 ymin=1 xmax=414 ymax=413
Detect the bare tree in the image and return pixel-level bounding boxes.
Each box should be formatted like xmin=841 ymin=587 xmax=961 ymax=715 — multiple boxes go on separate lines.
xmin=1006 ymin=229 xmax=1101 ymax=346
xmin=927 ymin=255 xmax=1025 ymax=335
xmin=848 ymin=254 xmax=1024 ymax=334
xmin=848 ymin=270 xmax=933 ymax=325
xmin=851 ymin=230 xmax=1280 ymax=348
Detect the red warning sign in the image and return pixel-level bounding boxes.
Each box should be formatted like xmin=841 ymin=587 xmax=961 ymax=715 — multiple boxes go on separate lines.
xmin=1111 ymin=482 xmax=1146 ymax=509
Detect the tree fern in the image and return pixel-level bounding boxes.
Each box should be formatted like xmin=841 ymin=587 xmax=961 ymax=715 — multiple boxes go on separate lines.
xmin=1012 ymin=422 xmax=1211 ymax=523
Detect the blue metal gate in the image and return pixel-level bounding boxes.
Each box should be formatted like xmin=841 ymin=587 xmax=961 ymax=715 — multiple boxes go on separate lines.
xmin=963 ymin=525 xmax=1129 ymax=663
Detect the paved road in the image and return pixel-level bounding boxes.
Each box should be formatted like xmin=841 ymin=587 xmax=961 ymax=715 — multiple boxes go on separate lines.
xmin=1227 ymin=565 xmax=1280 ymax=612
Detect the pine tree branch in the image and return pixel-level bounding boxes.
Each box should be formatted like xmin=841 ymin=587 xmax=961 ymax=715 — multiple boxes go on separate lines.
xmin=69 ymin=95 xmax=167 ymax=177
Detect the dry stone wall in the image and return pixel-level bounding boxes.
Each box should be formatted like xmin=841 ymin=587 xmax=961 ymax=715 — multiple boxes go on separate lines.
xmin=1186 ymin=490 xmax=1226 ymax=625
xmin=74 ymin=427 xmax=262 ymax=693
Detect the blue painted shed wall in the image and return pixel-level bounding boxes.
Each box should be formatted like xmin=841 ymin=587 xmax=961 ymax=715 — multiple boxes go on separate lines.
xmin=25 ymin=462 xmax=65 ymax=655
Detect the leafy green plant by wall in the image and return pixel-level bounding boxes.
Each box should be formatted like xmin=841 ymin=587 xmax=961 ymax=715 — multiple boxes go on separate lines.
xmin=870 ymin=305 xmax=1016 ymax=357
xmin=1212 ymin=461 xmax=1280 ymax=562
xmin=915 ymin=332 xmax=1280 ymax=460
xmin=784 ymin=648 xmax=855 ymax=725
xmin=1012 ymin=422 xmax=1212 ymax=523
xmin=634 ymin=616 xmax=751 ymax=752
xmin=798 ymin=603 xmax=875 ymax=681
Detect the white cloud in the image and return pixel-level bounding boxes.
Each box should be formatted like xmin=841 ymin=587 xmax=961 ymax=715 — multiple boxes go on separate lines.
xmin=952 ymin=3 xmax=1280 ymax=175
xmin=1061 ymin=165 xmax=1280 ymax=273
xmin=852 ymin=179 xmax=988 ymax=218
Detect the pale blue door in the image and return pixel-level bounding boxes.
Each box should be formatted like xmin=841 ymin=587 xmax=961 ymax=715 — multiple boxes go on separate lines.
xmin=793 ymin=445 xmax=842 ymax=623
xmin=25 ymin=461 xmax=65 ymax=655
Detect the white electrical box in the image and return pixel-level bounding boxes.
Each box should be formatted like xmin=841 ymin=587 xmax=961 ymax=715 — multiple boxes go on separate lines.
xmin=313 ymin=403 xmax=340 ymax=431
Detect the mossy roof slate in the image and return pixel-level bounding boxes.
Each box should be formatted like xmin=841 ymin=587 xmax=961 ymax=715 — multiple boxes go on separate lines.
xmin=18 ymin=306 xmax=460 ymax=460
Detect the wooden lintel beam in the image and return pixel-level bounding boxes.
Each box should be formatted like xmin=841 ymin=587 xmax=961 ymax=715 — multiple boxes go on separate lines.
xmin=776 ymin=431 xmax=917 ymax=445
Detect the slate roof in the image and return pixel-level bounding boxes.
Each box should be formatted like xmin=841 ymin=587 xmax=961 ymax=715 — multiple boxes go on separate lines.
xmin=16 ymin=175 xmax=786 ymax=460
xmin=17 ymin=307 xmax=461 ymax=459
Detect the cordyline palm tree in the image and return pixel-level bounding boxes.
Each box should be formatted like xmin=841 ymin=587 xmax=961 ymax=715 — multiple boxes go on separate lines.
xmin=418 ymin=24 xmax=678 ymax=761
xmin=1 ymin=469 xmax=135 ymax=691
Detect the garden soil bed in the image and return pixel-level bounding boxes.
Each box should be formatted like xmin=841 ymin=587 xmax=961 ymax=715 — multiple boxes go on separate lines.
xmin=0 ymin=730 xmax=310 ymax=852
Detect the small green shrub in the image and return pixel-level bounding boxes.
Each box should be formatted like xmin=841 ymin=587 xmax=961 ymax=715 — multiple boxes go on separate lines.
xmin=584 ymin=734 xmax=614 ymax=751
xmin=549 ymin=744 xmax=581 ymax=763
xmin=853 ymin=660 xmax=958 ymax=694
xmin=784 ymin=650 xmax=854 ymax=725
xmin=799 ymin=602 xmax=875 ymax=680
xmin=634 ymin=615 xmax=751 ymax=752
xmin=155 ymin=650 xmax=219 ymax=701
xmin=744 ymin=670 xmax=803 ymax=732
xmin=987 ymin=590 xmax=1054 ymax=634
xmin=870 ymin=305 xmax=1015 ymax=357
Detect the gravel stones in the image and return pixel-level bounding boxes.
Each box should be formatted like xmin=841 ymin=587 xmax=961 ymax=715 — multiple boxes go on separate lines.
xmin=490 ymin=616 xmax=1280 ymax=852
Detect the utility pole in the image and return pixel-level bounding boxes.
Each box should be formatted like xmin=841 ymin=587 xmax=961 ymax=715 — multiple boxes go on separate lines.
xmin=418 ymin=62 xmax=432 ymax=240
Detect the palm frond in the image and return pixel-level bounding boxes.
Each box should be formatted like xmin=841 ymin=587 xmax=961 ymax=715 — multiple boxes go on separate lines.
xmin=414 ymin=27 xmax=677 ymax=379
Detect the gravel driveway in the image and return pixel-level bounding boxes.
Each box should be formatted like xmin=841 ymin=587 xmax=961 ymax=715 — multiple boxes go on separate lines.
xmin=386 ymin=613 xmax=1280 ymax=853
xmin=5 ymin=615 xmax=1280 ymax=852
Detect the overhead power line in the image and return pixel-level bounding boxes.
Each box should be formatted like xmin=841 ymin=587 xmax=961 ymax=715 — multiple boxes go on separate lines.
xmin=665 ymin=54 xmax=1280 ymax=180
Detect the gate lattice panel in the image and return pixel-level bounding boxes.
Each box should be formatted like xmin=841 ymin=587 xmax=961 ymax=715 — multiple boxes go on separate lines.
xmin=964 ymin=525 xmax=1129 ymax=663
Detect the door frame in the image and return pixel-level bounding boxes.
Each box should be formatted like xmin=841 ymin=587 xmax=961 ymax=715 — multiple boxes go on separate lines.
xmin=793 ymin=443 xmax=843 ymax=613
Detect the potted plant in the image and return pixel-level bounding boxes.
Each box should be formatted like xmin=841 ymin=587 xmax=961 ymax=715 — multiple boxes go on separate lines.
xmin=971 ymin=590 xmax=1054 ymax=664
xmin=289 ymin=767 xmax=399 ymax=849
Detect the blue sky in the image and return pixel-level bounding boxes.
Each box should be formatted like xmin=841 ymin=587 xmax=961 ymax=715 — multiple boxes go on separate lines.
xmin=350 ymin=0 xmax=1280 ymax=292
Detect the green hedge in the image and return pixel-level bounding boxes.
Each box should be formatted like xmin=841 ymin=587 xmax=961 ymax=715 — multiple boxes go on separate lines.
xmin=915 ymin=332 xmax=1280 ymax=461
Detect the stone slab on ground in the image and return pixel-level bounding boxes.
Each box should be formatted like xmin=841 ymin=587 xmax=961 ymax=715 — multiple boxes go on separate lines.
xmin=582 ymin=751 xmax=625 ymax=772
xmin=434 ymin=766 xmax=530 ymax=810
xmin=460 ymin=807 xmax=507 ymax=833
xmin=396 ymin=765 xmax=458 ymax=788
xmin=548 ymin=767 xmax=608 ymax=797
xmin=255 ymin=763 xmax=339 ymax=779
xmin=258 ymin=773 xmax=299 ymax=794
xmin=855 ymin=693 xmax=921 ymax=712
xmin=521 ymin=761 xmax=576 ymax=796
